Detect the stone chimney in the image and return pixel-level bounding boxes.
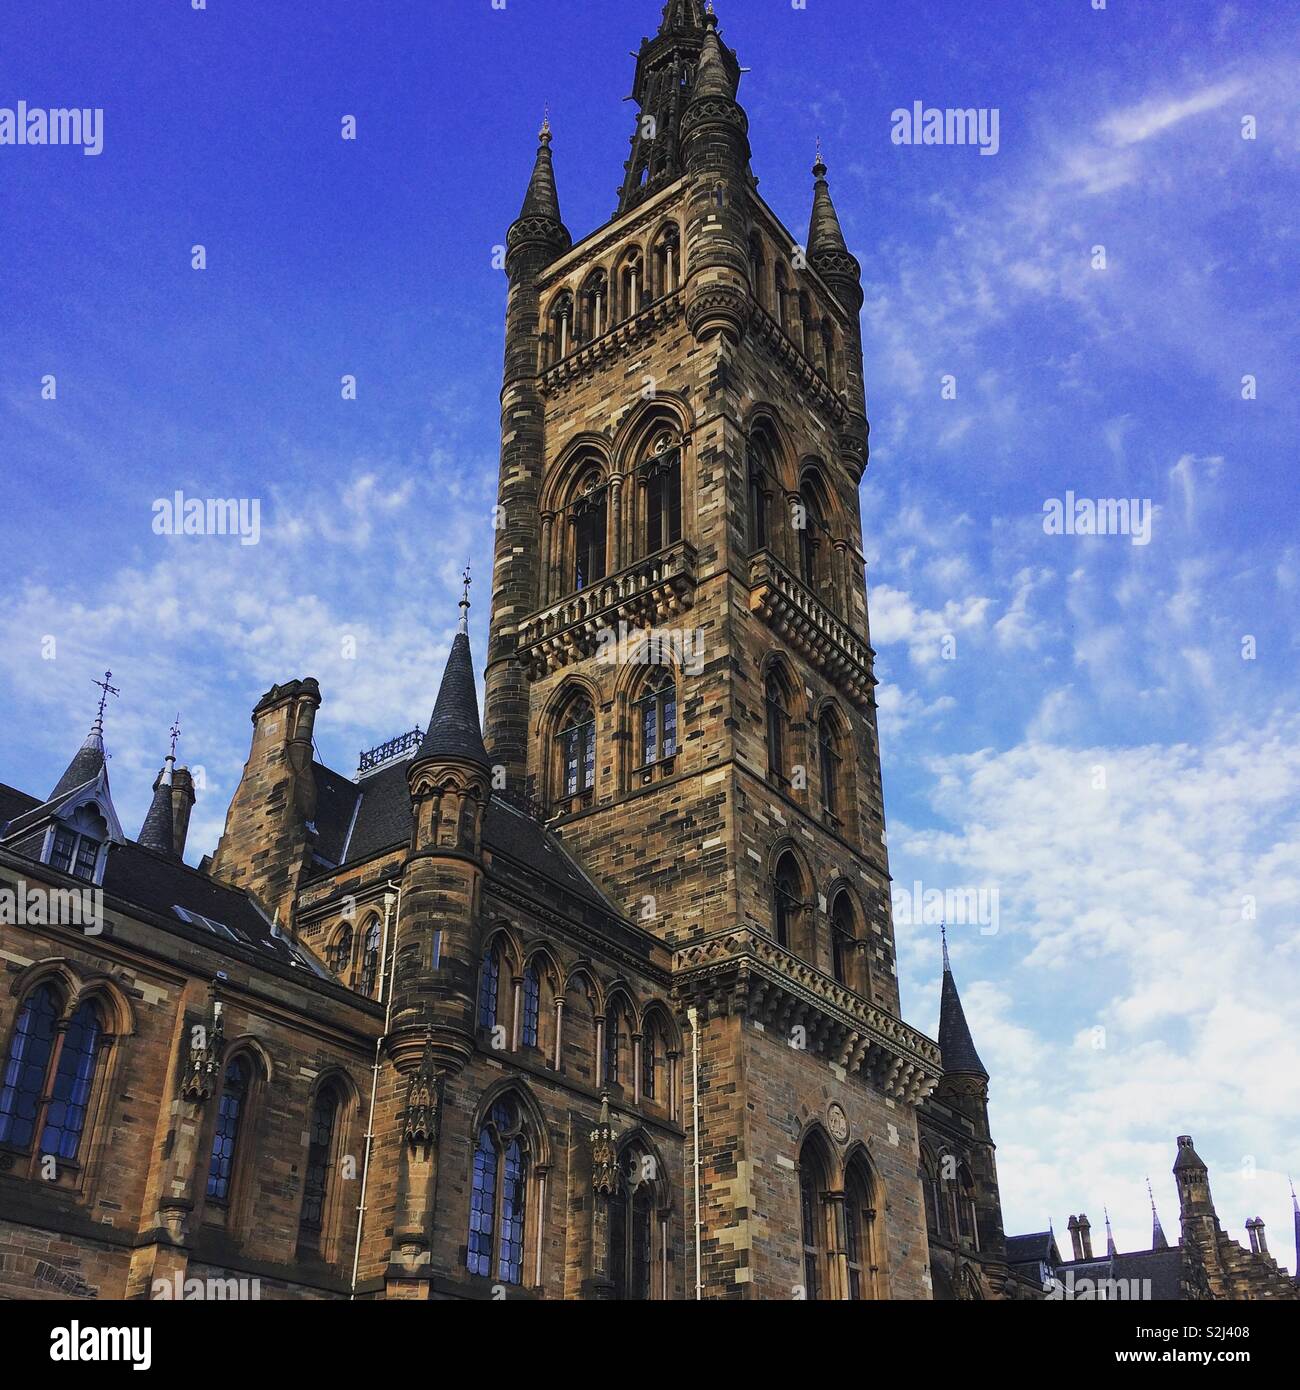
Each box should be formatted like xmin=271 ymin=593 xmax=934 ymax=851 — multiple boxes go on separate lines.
xmin=1253 ymin=1218 xmax=1269 ymax=1257
xmin=171 ymin=766 xmax=196 ymax=859
xmin=1078 ymin=1212 xmax=1094 ymax=1260
xmin=1067 ymin=1214 xmax=1083 ymax=1261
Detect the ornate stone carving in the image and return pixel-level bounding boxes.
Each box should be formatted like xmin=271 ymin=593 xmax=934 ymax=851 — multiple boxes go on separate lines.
xmin=590 ymin=1091 xmax=620 ymax=1197
xmin=403 ymin=1032 xmax=443 ymax=1148
xmin=179 ymin=992 xmax=224 ymax=1103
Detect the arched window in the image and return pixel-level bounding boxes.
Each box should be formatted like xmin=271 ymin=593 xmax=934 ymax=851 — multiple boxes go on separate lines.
xmin=618 ymin=253 xmax=644 ymax=321
xmin=580 ymin=270 xmax=608 ymax=343
xmin=830 ymin=892 xmax=856 ymax=988
xmin=573 ymin=481 xmax=608 ymax=591
xmin=298 ymin=1083 xmax=341 ymax=1248
xmin=521 ymin=963 xmax=541 ymax=1049
xmin=653 ymin=225 xmax=680 ymax=298
xmin=747 ymin=433 xmax=776 ymax=553
xmin=478 ymin=944 xmax=502 ymax=1031
xmin=773 ymin=852 xmax=803 ymax=952
xmin=41 ymin=999 xmax=102 ymax=1162
xmin=799 ymin=484 xmax=824 ymax=591
xmin=922 ymin=1149 xmax=943 ymax=1239
xmin=359 ymin=919 xmax=382 ymax=999
xmin=643 ymin=444 xmax=682 ymax=554
xmin=844 ymin=1153 xmax=880 ymax=1299
xmin=774 ymin=262 xmax=791 ymax=332
xmin=610 ymin=1146 xmax=659 ymax=1299
xmin=604 ymin=1004 xmax=621 ymax=1089
xmin=637 ymin=669 xmax=678 ymax=769
xmin=956 ymin=1163 xmax=978 ymax=1247
xmin=557 ymin=696 xmax=596 ymax=802
xmin=467 ymin=1095 xmax=530 ymax=1285
xmin=0 ymin=982 xmax=61 ymax=1152
xmin=641 ymin=1020 xmax=658 ymax=1101
xmin=749 ymin=234 xmax=767 ymax=309
xmin=820 ymin=321 xmax=838 ymax=387
xmin=798 ymin=291 xmax=815 ymax=358
xmin=326 ymin=924 xmax=352 ymax=976
xmin=798 ymin=1137 xmax=831 ymax=1300
xmin=765 ymin=671 xmax=790 ymax=783
xmin=818 ymin=710 xmax=842 ymax=824
xmin=206 ymin=1056 xmax=252 ymax=1205
xmin=548 ymin=290 xmax=575 ymax=363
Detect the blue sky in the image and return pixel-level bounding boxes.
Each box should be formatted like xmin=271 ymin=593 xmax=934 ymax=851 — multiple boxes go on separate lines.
xmin=2 ymin=0 xmax=1298 ymax=1265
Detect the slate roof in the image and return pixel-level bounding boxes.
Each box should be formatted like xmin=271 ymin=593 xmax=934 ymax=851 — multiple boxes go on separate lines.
xmin=938 ymin=962 xmax=988 ymax=1078
xmin=306 ymin=756 xmax=623 ymax=919
xmin=0 ymin=783 xmax=41 ymax=830
xmin=49 ymin=730 xmax=106 ymax=802
xmin=415 ymin=630 xmax=490 ymax=769
xmin=1006 ymin=1231 xmax=1060 ymax=1267
xmin=1059 ymin=1246 xmax=1186 ymax=1301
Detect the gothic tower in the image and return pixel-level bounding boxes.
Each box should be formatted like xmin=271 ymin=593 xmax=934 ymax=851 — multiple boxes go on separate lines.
xmin=484 ymin=1 xmax=940 ymax=1299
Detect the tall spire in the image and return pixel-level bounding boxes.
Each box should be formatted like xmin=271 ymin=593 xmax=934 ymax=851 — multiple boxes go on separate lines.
xmin=414 ymin=584 xmax=490 ymax=771
xmin=50 ymin=670 xmax=118 ymax=801
xmin=937 ymin=929 xmax=988 ymax=1078
xmin=658 ymin=0 xmax=708 ymax=34
xmin=138 ymin=716 xmax=181 ymax=856
xmin=807 ymin=144 xmax=864 ymax=310
xmin=1290 ymin=1177 xmax=1299 ymax=1282
xmin=1105 ymin=1207 xmax=1118 ymax=1257
xmin=1148 ymin=1177 xmax=1170 ymax=1250
xmin=691 ymin=10 xmax=737 ymax=101
xmin=516 ymin=110 xmax=569 ymax=238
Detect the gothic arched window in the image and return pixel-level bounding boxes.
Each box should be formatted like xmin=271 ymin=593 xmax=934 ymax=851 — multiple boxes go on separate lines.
xmin=47 ymin=803 xmax=108 ymax=883
xmin=548 ymin=290 xmax=575 ymax=363
xmin=618 ymin=252 xmax=644 ymax=321
xmin=359 ymin=919 xmax=382 ymax=999
xmin=521 ymin=963 xmax=541 ymax=1049
xmin=478 ymin=944 xmax=502 ymax=1031
xmin=206 ymin=1055 xmax=252 ymax=1205
xmin=818 ymin=710 xmax=842 ymax=824
xmin=749 ymin=234 xmax=767 ymax=310
xmin=604 ymin=1004 xmax=622 ymax=1089
xmin=580 ymin=270 xmax=608 ymax=343
xmin=775 ymin=262 xmax=791 ymax=332
xmin=844 ymin=1153 xmax=880 ymax=1299
xmin=41 ymin=999 xmax=102 ymax=1162
xmin=773 ymin=852 xmax=803 ymax=952
xmin=610 ymin=1148 xmax=658 ymax=1300
xmin=643 ymin=444 xmax=682 ymax=554
xmin=653 ymin=224 xmax=680 ymax=298
xmin=830 ymin=891 xmax=857 ymax=988
xmin=765 ymin=671 xmax=790 ymax=783
xmin=798 ymin=290 xmax=815 ymax=358
xmin=327 ymin=924 xmax=352 ymax=976
xmin=557 ymin=696 xmax=597 ymax=801
xmin=798 ymin=483 xmax=824 ymax=591
xmin=748 ymin=434 xmax=776 ymax=553
xmin=573 ymin=481 xmax=608 ymax=592
xmin=298 ymin=1083 xmax=341 ymax=1248
xmin=467 ymin=1095 xmax=530 ymax=1285
xmin=0 ymin=982 xmax=61 ymax=1153
xmin=637 ymin=669 xmax=678 ymax=769
xmin=798 ymin=1136 xmax=831 ymax=1300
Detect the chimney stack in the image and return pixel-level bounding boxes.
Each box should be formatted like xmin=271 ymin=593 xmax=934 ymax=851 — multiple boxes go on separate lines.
xmin=1078 ymin=1213 xmax=1094 ymax=1260
xmin=1067 ymin=1214 xmax=1083 ymax=1261
xmin=1246 ymin=1218 xmax=1259 ymax=1253
xmin=171 ymin=766 xmax=196 ymax=859
xmin=1254 ymin=1218 xmax=1269 ymax=1256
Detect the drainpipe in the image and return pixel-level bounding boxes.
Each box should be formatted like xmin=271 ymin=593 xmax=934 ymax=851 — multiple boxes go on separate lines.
xmin=350 ymin=879 xmax=401 ymax=1299
xmin=687 ymin=1004 xmax=702 ymax=1301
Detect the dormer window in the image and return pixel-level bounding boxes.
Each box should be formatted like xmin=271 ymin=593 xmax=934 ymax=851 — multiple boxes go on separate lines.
xmin=46 ymin=804 xmax=107 ymax=883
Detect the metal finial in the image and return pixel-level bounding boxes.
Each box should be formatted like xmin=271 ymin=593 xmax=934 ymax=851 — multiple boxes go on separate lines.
xmin=168 ymin=713 xmax=182 ymax=761
xmin=91 ymin=670 xmax=120 ymax=729
xmin=940 ymin=922 xmax=950 ymax=971
xmin=458 ymin=564 xmax=472 ymax=635
xmin=540 ymin=104 xmax=551 ymax=145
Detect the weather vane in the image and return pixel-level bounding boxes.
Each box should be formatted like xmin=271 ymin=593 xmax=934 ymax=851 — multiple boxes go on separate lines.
xmin=91 ymin=670 xmax=120 ymax=723
xmin=169 ymin=714 xmax=182 ymax=760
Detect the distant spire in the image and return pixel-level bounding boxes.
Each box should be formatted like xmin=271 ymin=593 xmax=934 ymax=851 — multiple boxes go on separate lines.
xmin=1148 ymin=1178 xmax=1170 ymax=1250
xmin=1291 ymin=1177 xmax=1299 ymax=1283
xmin=50 ymin=670 xmax=118 ymax=801
xmin=937 ymin=930 xmax=988 ymax=1078
xmin=1105 ymin=1207 xmax=1118 ymax=1257
xmin=691 ymin=9 xmax=737 ymax=102
xmin=807 ymin=142 xmax=862 ymax=299
xmin=138 ymin=718 xmax=180 ymax=856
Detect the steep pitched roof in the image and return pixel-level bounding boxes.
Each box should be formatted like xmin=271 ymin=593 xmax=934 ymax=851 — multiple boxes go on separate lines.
xmin=415 ymin=631 xmax=490 ymax=770
xmin=137 ymin=759 xmax=176 ymax=856
xmin=938 ymin=957 xmax=988 ymax=1078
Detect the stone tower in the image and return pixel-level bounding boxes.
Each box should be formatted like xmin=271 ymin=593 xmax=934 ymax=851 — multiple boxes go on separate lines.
xmin=483 ymin=1 xmax=940 ymax=1299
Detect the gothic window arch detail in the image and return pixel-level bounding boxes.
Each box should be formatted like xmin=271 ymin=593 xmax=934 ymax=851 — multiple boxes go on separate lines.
xmin=764 ymin=665 xmax=794 ymax=786
xmin=572 ymin=473 xmax=608 ymax=592
xmin=844 ymin=1150 xmax=883 ymax=1299
xmin=616 ymin=249 xmax=645 ymax=322
xmin=749 ymin=233 xmax=767 ymax=310
xmin=521 ymin=962 xmax=541 ymax=1049
xmin=547 ymin=289 xmax=575 ymax=365
xmin=610 ymin=1135 xmax=669 ymax=1300
xmin=478 ymin=940 xmax=504 ymax=1033
xmin=635 ymin=667 xmax=678 ymax=776
xmin=640 ymin=433 xmax=682 ymax=556
xmin=579 ymin=269 xmax=608 ymax=344
xmin=551 ymin=688 xmax=597 ymax=811
xmin=205 ymin=1053 xmax=255 ymax=1211
xmin=358 ymin=917 xmax=382 ymax=999
xmin=466 ymin=1092 xmax=535 ymax=1287
xmin=772 ymin=850 xmax=809 ymax=957
xmin=798 ymin=1132 xmax=833 ymax=1300
xmin=326 ymin=923 xmax=352 ymax=977
xmin=652 ymin=223 xmax=680 ymax=299
xmin=297 ymin=1078 xmax=351 ymax=1260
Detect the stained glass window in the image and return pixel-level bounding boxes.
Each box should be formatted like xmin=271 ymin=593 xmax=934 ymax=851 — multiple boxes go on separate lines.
xmin=521 ymin=965 xmax=540 ymax=1048
xmin=638 ymin=671 xmax=677 ymax=768
xmin=559 ymin=700 xmax=596 ymax=798
xmin=327 ymin=924 xmax=352 ymax=975
xmin=478 ymin=947 xmax=500 ymax=1030
xmin=40 ymin=1001 xmax=101 ymax=1161
xmin=466 ymin=1098 xmax=529 ymax=1286
xmin=0 ymin=984 xmax=61 ymax=1151
xmin=359 ymin=920 xmax=381 ymax=998
xmin=299 ymin=1087 xmax=338 ymax=1239
xmin=206 ymin=1056 xmax=251 ymax=1204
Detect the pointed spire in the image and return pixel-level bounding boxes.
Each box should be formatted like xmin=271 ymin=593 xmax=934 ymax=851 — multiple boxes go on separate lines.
xmin=414 ymin=584 xmax=490 ymax=771
xmin=1105 ymin=1207 xmax=1118 ymax=1257
xmin=807 ymin=143 xmax=863 ymax=300
xmin=1148 ymin=1177 xmax=1170 ymax=1250
xmin=691 ymin=9 xmax=737 ymax=102
xmin=937 ymin=927 xmax=988 ymax=1078
xmin=50 ymin=670 xmax=118 ymax=801
xmin=1290 ymin=1177 xmax=1299 ymax=1282
xmin=138 ymin=717 xmax=180 ymax=855
xmin=517 ymin=108 xmax=567 ymax=229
